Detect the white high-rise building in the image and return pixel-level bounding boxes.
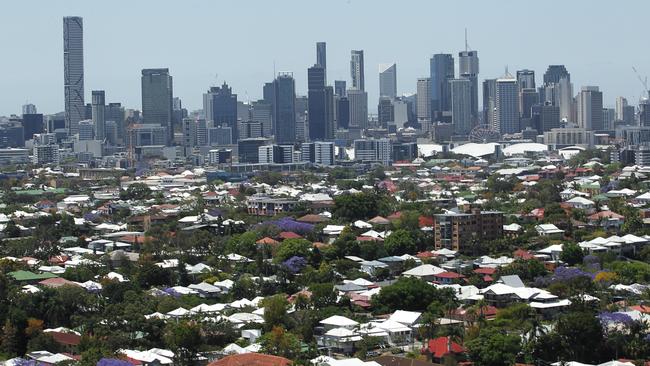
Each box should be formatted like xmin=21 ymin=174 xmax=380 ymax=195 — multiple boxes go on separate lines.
xmin=301 ymin=141 xmax=335 ymax=166
xmin=416 ymin=78 xmax=432 ymax=120
xmin=450 ymin=78 xmax=472 ymax=135
xmin=494 ymin=74 xmax=520 ymax=134
xmin=616 ymin=96 xmax=628 ymax=121
xmin=379 ymin=63 xmax=397 ymax=98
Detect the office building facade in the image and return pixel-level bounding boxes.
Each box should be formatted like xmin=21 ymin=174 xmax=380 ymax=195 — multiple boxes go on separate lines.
xmin=379 ymin=63 xmax=397 ymax=98
xmin=91 ymin=90 xmax=106 ymax=141
xmin=494 ymin=75 xmax=520 ymax=134
xmin=577 ymin=86 xmax=604 ymax=130
xmin=141 ymin=68 xmax=173 ymax=143
xmin=350 ymin=50 xmax=365 ymax=91
xmin=458 ymin=50 xmax=479 ymax=122
xmin=430 ymin=53 xmax=455 ymax=117
xmin=63 ymin=16 xmax=85 ymax=136
xmin=450 ymin=78 xmax=472 ymax=135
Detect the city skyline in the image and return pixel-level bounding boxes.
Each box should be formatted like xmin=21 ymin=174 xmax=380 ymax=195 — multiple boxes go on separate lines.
xmin=2 ymin=0 xmax=650 ymax=116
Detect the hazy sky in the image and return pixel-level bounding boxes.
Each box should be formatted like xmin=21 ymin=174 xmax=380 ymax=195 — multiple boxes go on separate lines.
xmin=2 ymin=0 xmax=650 ymax=116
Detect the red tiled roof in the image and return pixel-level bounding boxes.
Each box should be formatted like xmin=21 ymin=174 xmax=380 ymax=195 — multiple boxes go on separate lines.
xmin=629 ymin=305 xmax=650 ymax=314
xmin=513 ymin=249 xmax=535 ymax=260
xmin=256 ymin=237 xmax=280 ymax=245
xmin=416 ymin=251 xmax=434 ymax=258
xmin=279 ymin=231 xmax=302 ymax=240
xmin=435 ymin=271 xmax=465 ymax=279
xmin=426 ymin=337 xmax=465 ymax=358
xmin=356 ymin=236 xmax=383 ymax=242
xmin=419 ymin=216 xmax=434 ymax=227
xmin=473 ymin=267 xmax=496 ymax=275
xmin=208 ymin=353 xmax=292 ymax=366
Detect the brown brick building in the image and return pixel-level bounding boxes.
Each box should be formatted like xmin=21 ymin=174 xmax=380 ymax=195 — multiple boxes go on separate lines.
xmin=433 ymin=208 xmax=504 ymax=251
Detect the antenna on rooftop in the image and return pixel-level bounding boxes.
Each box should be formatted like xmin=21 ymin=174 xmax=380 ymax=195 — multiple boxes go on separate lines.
xmin=464 ymin=28 xmax=470 ymax=51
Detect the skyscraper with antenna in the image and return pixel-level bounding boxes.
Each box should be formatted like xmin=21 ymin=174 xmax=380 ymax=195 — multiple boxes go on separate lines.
xmin=458 ymin=29 xmax=479 ymax=124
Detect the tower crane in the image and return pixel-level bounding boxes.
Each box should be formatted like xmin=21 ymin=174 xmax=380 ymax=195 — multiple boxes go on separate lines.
xmin=632 ymin=66 xmax=649 ymax=100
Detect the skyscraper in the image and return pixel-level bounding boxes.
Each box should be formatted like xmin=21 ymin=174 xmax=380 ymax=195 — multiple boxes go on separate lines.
xmin=531 ymin=102 xmax=560 ymax=134
xmin=520 ymin=89 xmax=539 ymax=119
xmin=316 ymin=42 xmax=327 ymax=81
xmin=543 ymin=65 xmax=570 ymax=84
xmin=416 ymin=78 xmax=432 ymax=121
xmin=203 ymin=82 xmax=238 ymax=142
xmin=63 ymin=16 xmax=84 ymax=136
xmin=430 ymin=54 xmax=455 ymax=117
xmin=22 ymin=104 xmax=37 ymax=115
xmin=308 ymin=64 xmax=334 ymax=140
xmin=482 ymin=79 xmax=497 ymax=126
xmin=541 ymin=65 xmax=573 ymax=121
xmin=347 ymin=89 xmax=368 ymax=129
xmin=458 ymin=50 xmax=479 ymax=122
xmin=334 ymin=81 xmax=346 ymax=97
xmin=577 ymin=86 xmax=604 ymax=130
xmin=616 ymin=97 xmax=628 ymax=121
xmin=450 ymin=78 xmax=472 ymax=135
xmin=495 ymin=74 xmax=520 ymax=134
xmin=91 ymin=90 xmax=105 ymax=141
xmin=516 ymin=70 xmax=536 ymax=90
xmin=273 ymin=73 xmax=296 ymax=144
xmin=141 ymin=68 xmax=173 ymax=144
xmin=350 ymin=50 xmax=365 ymax=91
xmin=379 ymin=63 xmax=397 ymax=98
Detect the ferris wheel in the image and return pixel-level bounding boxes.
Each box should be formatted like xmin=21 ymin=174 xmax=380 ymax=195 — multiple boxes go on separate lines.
xmin=469 ymin=124 xmax=501 ymax=143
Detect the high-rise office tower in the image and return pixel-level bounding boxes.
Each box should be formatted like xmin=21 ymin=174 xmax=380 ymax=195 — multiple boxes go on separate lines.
xmin=516 ymin=70 xmax=536 ymax=90
xmin=91 ymin=90 xmax=106 ymax=141
xmin=541 ymin=65 xmax=573 ymax=121
xmin=347 ymin=89 xmax=368 ymax=129
xmin=602 ymin=108 xmax=616 ymax=130
xmin=520 ymin=89 xmax=539 ymax=119
xmin=450 ymin=78 xmax=472 ymax=135
xmin=350 ymin=50 xmax=365 ymax=91
xmin=377 ymin=97 xmax=394 ymax=127
xmin=22 ymin=113 xmax=44 ymax=142
xmin=203 ymin=82 xmax=238 ymax=142
xmin=531 ymin=103 xmax=560 ymax=134
xmin=616 ymin=97 xmax=628 ymax=121
xmin=543 ymin=65 xmax=570 ymax=84
xmin=308 ymin=64 xmax=334 ymax=140
xmin=430 ymin=54 xmax=455 ymax=117
xmin=63 ymin=16 xmax=85 ymax=136
xmin=494 ymin=74 xmax=520 ymax=134
xmin=273 ymin=73 xmax=296 ymax=144
xmin=379 ymin=63 xmax=397 ymax=98
xmin=416 ymin=78 xmax=432 ymax=121
xmin=22 ymin=104 xmax=37 ymax=115
xmin=105 ymin=103 xmax=125 ymax=144
xmin=337 ymin=97 xmax=350 ymax=129
xmin=458 ymin=50 xmax=479 ymax=122
xmin=482 ymin=79 xmax=497 ymax=126
xmin=334 ymin=80 xmax=346 ymax=97
xmin=78 ymin=120 xmax=94 ymax=141
xmin=577 ymin=86 xmax=603 ymax=130
xmin=316 ymin=42 xmax=326 ymax=81
xmin=141 ymin=68 xmax=173 ymax=144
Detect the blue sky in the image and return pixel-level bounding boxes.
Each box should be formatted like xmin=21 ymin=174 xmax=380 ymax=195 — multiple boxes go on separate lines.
xmin=1 ymin=0 xmax=649 ymax=115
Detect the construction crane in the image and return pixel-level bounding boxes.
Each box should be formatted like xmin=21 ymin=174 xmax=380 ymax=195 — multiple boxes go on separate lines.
xmin=632 ymin=66 xmax=650 ymax=100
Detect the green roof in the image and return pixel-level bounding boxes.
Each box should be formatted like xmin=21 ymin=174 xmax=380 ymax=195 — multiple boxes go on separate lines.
xmin=8 ymin=270 xmax=58 ymax=281
xmin=14 ymin=188 xmax=67 ymax=196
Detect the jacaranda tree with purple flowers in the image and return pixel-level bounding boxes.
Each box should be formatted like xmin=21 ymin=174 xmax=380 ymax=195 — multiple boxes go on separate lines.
xmin=282 ymin=256 xmax=307 ymax=273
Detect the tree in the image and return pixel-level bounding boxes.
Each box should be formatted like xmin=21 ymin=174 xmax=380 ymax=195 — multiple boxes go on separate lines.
xmin=384 ymin=229 xmax=417 ymax=256
xmin=554 ymin=310 xmax=605 ymax=363
xmin=3 ymin=221 xmax=20 ymax=238
xmin=309 ymin=283 xmax=337 ymax=309
xmin=275 ymin=239 xmax=311 ymax=263
xmin=164 ymin=321 xmax=202 ymax=366
xmin=498 ymin=260 xmax=548 ymax=283
xmin=371 ymin=277 xmax=455 ymax=313
xmin=122 ymin=183 xmax=152 ymax=201
xmin=262 ymin=295 xmax=289 ymax=331
xmin=560 ymin=243 xmax=584 ymax=266
xmin=466 ymin=327 xmax=521 ymax=366
xmin=260 ymin=326 xmax=300 ymax=359
xmin=333 ymin=192 xmax=392 ymax=222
